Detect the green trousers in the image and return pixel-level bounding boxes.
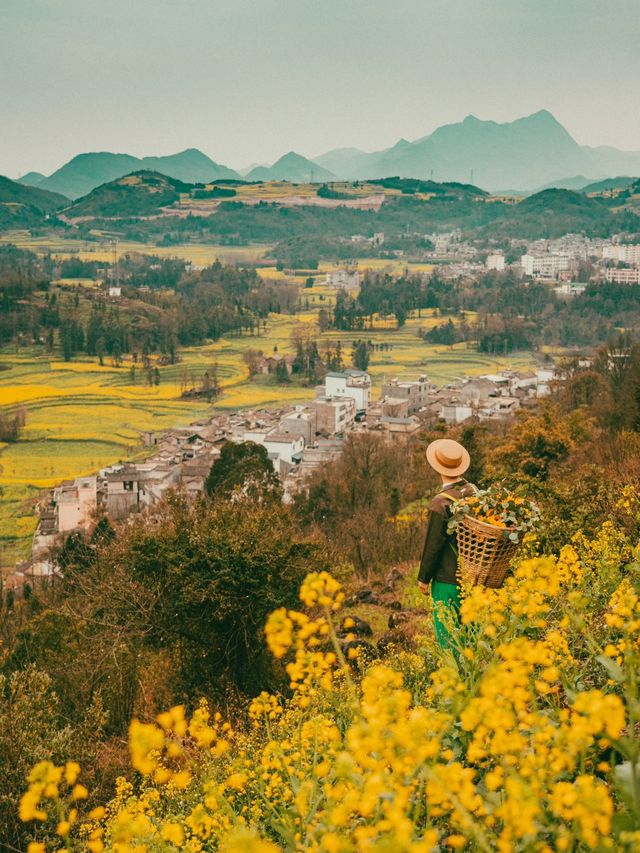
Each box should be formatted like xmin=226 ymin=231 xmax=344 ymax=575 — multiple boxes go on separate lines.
xmin=432 ymin=580 xmax=462 ymax=649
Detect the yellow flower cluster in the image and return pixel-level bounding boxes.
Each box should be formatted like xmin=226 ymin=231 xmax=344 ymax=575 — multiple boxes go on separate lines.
xmin=19 ymin=761 xmax=98 ymax=853
xmin=299 ymin=571 xmax=345 ymax=610
xmin=18 ymin=521 xmax=640 ymax=852
xmin=603 ymin=578 xmax=640 ymax=669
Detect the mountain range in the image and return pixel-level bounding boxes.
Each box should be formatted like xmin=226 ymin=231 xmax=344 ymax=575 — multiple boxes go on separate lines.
xmin=312 ymin=111 xmax=640 ymax=192
xmin=19 ymin=149 xmax=240 ymax=199
xmin=13 ymin=111 xmax=640 ymax=196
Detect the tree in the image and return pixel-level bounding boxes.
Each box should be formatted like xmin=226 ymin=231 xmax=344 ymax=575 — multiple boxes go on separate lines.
xmin=93 ymin=495 xmax=319 ymax=694
xmin=0 ymin=407 xmax=24 ymax=442
xmin=352 ymin=340 xmax=370 ymax=371
xmin=318 ymin=308 xmax=330 ymax=333
xmin=243 ymin=348 xmax=264 ymax=379
xmin=275 ymin=359 xmax=290 ymax=384
xmin=205 ymin=441 xmax=283 ymax=503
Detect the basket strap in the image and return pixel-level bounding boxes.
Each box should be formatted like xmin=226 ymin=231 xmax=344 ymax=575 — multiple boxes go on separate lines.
xmin=439 ymin=492 xmax=459 ymax=556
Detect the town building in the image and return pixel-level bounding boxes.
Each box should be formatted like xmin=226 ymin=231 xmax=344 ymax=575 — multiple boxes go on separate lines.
xmin=381 ymin=374 xmax=432 ymax=414
xmin=262 ymin=433 xmax=305 ymax=466
xmin=326 ymin=269 xmax=360 ymax=291
xmin=440 ymin=403 xmax=474 ymax=424
xmin=486 ymin=251 xmax=505 ymax=271
xmin=380 ymin=397 xmax=411 ymax=419
xmin=55 ymin=476 xmax=98 ymax=532
xmin=379 ymin=415 xmax=421 ymax=439
xmin=602 ymin=243 xmax=640 ymax=265
xmin=32 ymin=476 xmax=98 ymax=560
xmin=280 ymin=408 xmax=317 ymax=445
xmin=311 ymin=396 xmax=356 ymax=436
xmin=604 ymin=267 xmax=640 ymax=284
xmin=554 ymin=283 xmax=587 ymax=299
xmin=521 ymin=253 xmax=570 ymax=279
xmin=324 ymin=369 xmax=371 ymax=412
xmin=259 ymin=353 xmax=295 ymax=375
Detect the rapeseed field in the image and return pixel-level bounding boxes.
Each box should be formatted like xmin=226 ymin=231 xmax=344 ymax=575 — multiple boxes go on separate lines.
xmin=17 ymin=515 xmax=640 ymax=851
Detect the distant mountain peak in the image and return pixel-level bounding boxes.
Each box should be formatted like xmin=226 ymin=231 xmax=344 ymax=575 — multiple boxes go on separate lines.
xmin=35 ymin=149 xmax=240 ymax=199
xmin=530 ymin=108 xmax=556 ymax=121
xmin=246 ymin=151 xmax=335 ymax=183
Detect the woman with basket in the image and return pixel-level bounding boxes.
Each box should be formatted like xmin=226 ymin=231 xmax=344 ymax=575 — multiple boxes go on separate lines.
xmin=417 ymin=438 xmax=476 ymax=649
xmin=418 ymin=438 xmax=539 ymax=649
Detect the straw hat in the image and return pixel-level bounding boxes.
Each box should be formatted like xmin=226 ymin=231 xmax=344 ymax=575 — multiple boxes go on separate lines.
xmin=426 ymin=438 xmax=470 ymax=477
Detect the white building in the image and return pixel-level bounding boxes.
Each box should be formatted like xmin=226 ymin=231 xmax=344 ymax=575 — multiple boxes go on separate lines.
xmin=486 ymin=252 xmax=505 ymax=271
xmin=440 ymin=404 xmax=473 ymax=424
xmin=263 ymin=433 xmax=305 ymax=466
xmin=521 ymin=253 xmax=570 ymax=279
xmin=602 ymin=244 xmax=640 ymax=265
xmin=326 ymin=269 xmax=361 ymax=291
xmin=604 ymin=267 xmax=640 ymax=284
xmin=237 ymin=428 xmax=305 ymax=472
xmin=108 ymin=286 xmax=122 ymax=298
xmin=324 ymin=370 xmax=371 ymax=412
xmin=54 ymin=476 xmax=97 ymax=533
xmin=554 ymin=283 xmax=587 ymax=299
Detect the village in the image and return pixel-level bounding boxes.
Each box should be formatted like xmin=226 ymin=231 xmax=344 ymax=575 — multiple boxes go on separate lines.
xmin=333 ymin=229 xmax=640 ymax=288
xmin=19 ymin=361 xmax=557 ymax=585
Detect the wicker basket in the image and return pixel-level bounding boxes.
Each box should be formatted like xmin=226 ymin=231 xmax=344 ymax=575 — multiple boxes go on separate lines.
xmin=456 ymin=514 xmax=519 ymax=588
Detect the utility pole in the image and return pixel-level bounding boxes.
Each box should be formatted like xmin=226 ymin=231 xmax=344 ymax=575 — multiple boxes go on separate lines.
xmin=111 ymin=239 xmax=119 ymax=288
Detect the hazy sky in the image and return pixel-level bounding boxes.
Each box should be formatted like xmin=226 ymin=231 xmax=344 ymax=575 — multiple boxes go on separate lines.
xmin=2 ymin=0 xmax=639 ymax=177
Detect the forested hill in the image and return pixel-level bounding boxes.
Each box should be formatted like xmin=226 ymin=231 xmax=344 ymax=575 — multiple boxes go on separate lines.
xmin=1 ymin=168 xmax=639 ymax=243
xmin=0 ymin=175 xmax=69 ymax=230
xmin=63 ymin=171 xmax=192 ymax=218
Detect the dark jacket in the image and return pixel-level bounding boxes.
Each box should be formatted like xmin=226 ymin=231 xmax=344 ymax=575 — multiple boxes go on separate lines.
xmin=418 ymin=479 xmax=476 ymax=586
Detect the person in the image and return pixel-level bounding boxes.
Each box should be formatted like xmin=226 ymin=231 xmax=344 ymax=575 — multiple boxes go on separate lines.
xmin=418 ymin=438 xmax=476 ymax=648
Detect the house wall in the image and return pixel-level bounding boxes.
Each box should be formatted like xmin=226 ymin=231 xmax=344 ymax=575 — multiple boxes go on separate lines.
xmin=264 ymin=436 xmax=305 ymax=464
xmin=325 ymin=375 xmax=370 ymax=411
xmin=312 ymin=398 xmax=355 ymax=436
xmin=280 ymin=412 xmax=316 ymax=444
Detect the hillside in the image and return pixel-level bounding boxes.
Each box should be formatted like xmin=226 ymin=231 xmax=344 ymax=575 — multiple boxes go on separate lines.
xmin=582 ymin=175 xmax=638 ymax=194
xmin=59 ymin=173 xmax=639 ymax=244
xmin=247 ymin=151 xmax=336 ymax=183
xmin=63 ymin=170 xmax=190 ymax=218
xmin=39 ymin=149 xmax=240 ymax=198
xmin=0 ymin=175 xmax=68 ymax=211
xmin=0 ymin=175 xmax=68 ymax=229
xmin=531 ymin=175 xmax=596 ymax=193
xmin=16 ymin=171 xmax=46 ymax=187
xmin=482 ymin=187 xmax=615 ymax=238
